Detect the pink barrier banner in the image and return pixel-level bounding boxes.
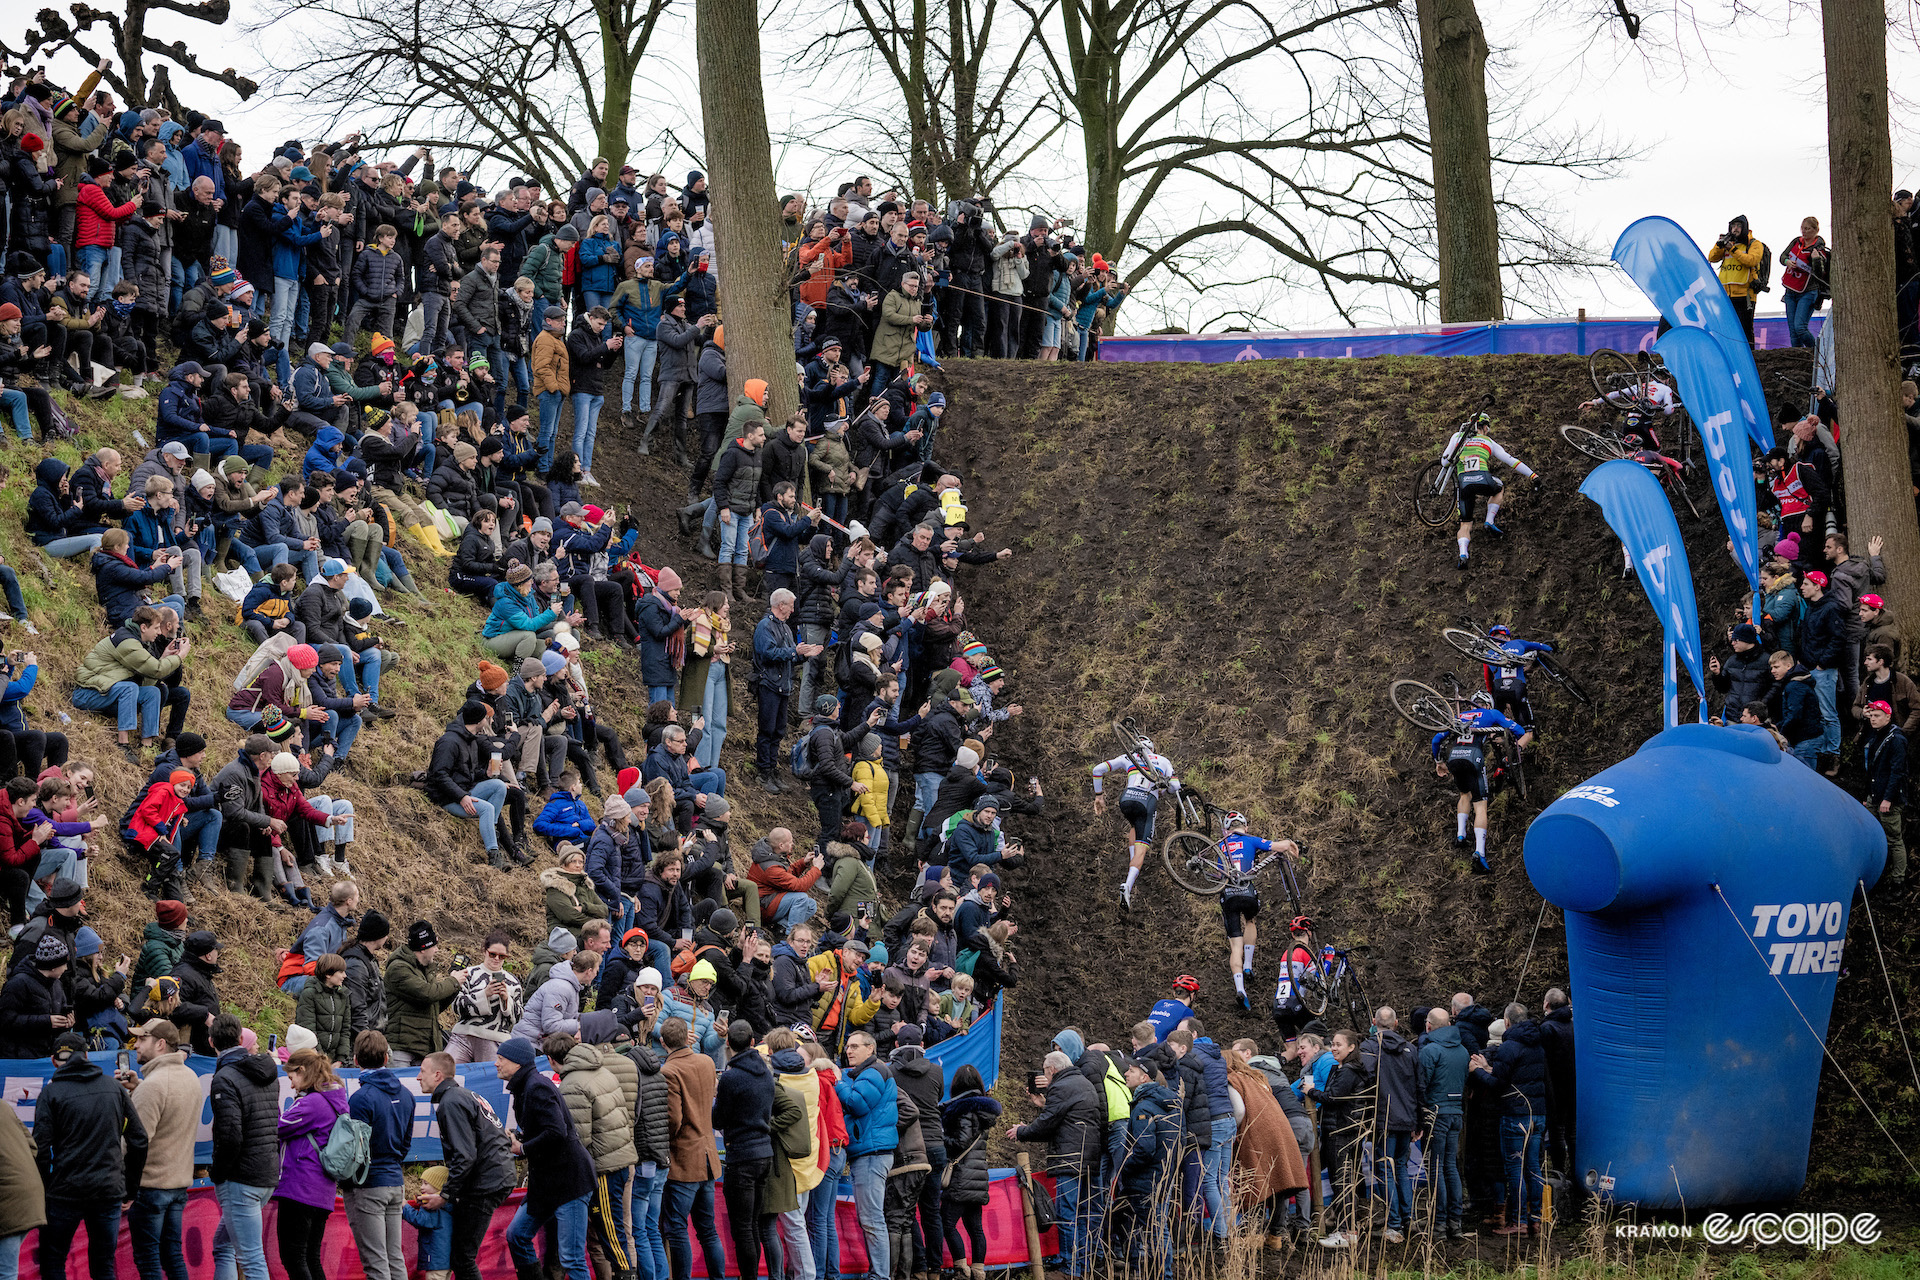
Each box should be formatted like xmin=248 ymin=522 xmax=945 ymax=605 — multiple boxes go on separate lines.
xmin=22 ymin=1170 xmax=1057 ymax=1279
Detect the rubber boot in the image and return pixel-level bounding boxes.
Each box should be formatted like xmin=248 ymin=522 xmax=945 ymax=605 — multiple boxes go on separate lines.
xmin=672 ymin=420 xmax=691 ymax=468
xmin=190 ymin=453 xmax=213 ymax=478
xmin=729 ymin=563 xmax=751 ymax=604
xmin=249 ymin=854 xmax=277 ymax=905
xmin=676 ymin=500 xmax=703 ymax=536
xmin=638 ymin=416 xmax=654 ymax=456
xmin=905 ymin=807 xmax=924 ymax=851
xmin=194 ymin=859 xmax=223 ymax=897
xmin=393 ymin=563 xmax=427 ymax=598
xmin=410 ymin=523 xmax=456 ymax=558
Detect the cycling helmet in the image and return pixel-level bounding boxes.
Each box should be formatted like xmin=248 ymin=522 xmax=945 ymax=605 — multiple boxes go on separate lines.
xmin=1488 ymin=624 xmax=1511 ymax=639
xmin=1470 ymin=691 xmax=1494 ymax=708
xmin=1472 ymin=411 xmax=1493 ymax=430
xmin=1172 ymin=974 xmax=1200 ymax=994
xmin=1223 ymin=810 xmax=1248 ymax=830
xmin=1289 ymin=916 xmax=1314 ymax=934
xmin=1136 ymin=736 xmax=1155 ymax=754
xmin=1623 ymin=433 xmax=1645 ymax=450
xmin=1624 ymin=412 xmax=1643 ymax=430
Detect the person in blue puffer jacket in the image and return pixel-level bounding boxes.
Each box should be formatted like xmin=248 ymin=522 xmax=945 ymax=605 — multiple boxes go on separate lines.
xmin=303 ymin=425 xmax=347 ymax=483
xmin=577 ymin=221 xmax=622 ymax=310
xmin=346 ymin=1032 xmax=417 ymax=1277
xmin=270 ymin=201 xmax=325 ymax=357
xmin=837 ymin=1028 xmax=901 ymax=1274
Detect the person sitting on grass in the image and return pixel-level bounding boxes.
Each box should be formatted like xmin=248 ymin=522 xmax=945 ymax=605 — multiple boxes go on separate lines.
xmin=73 ymin=605 xmax=187 ymax=760
xmin=425 ymin=701 xmax=519 ymax=867
xmin=90 ymin=527 xmax=186 ymax=632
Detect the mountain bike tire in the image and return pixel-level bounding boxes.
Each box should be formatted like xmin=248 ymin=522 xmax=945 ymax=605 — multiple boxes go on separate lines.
xmin=1559 ymin=423 xmax=1625 ymax=463
xmin=1332 ymin=969 xmax=1370 ymax=1034
xmin=1412 ymin=460 xmax=1456 ymax=528
xmin=1668 ymin=466 xmax=1704 ymax=520
xmin=1391 ymin=679 xmax=1457 ymax=733
xmin=1162 ymin=830 xmax=1229 ymax=897
xmin=1535 ymin=652 xmax=1591 ymax=706
xmin=1297 ymin=965 xmax=1333 ymax=1019
xmin=1442 ymin=626 xmax=1508 ymax=666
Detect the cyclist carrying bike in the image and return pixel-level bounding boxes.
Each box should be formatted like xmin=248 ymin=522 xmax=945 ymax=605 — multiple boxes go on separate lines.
xmin=1480 ymin=624 xmax=1556 ymax=730
xmin=1431 ymin=694 xmax=1532 ymax=874
xmin=1443 ymin=413 xmax=1538 ymax=570
xmin=1147 ymin=973 xmax=1200 ymax=1040
xmin=1092 ymin=737 xmax=1181 ymax=910
xmin=1217 ymin=812 xmax=1302 ymax=1011
xmin=1581 ymin=379 xmax=1678 ymax=419
xmin=1272 ymin=916 xmax=1319 ymax=1042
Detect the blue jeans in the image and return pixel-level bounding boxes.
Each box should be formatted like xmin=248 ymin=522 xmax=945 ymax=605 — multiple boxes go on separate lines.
xmin=770 ymin=891 xmax=818 ymax=933
xmin=335 ymin=647 xmax=383 ymax=700
xmin=171 ymin=257 xmax=206 ymax=314
xmin=1784 ymin=288 xmax=1821 ymax=349
xmin=571 ymin=392 xmax=606 ymax=472
xmin=211 ymin=1181 xmax=273 ymax=1280
xmin=1499 ymin=1116 xmax=1544 ymax=1227
xmin=326 ymin=707 xmax=363 ymax=759
xmin=130 ymin=1185 xmax=190 ymax=1280
xmin=689 ymin=767 xmax=726 ymax=800
xmin=662 ymin=1179 xmax=728 ymax=1280
xmin=648 ymin=684 xmax=676 ymax=704
xmin=0 ymin=390 xmax=29 ymax=441
xmin=0 ymin=566 xmax=26 ymax=618
xmin=40 ymin=1197 xmax=121 ymax=1280
xmin=272 ymin=277 xmax=301 ymax=349
xmin=694 ymin=667 xmax=729 ymax=768
xmin=538 ymin=390 xmax=566 ymax=469
xmin=184 ymin=809 xmax=223 ymax=863
xmin=78 ymin=244 xmax=110 ymax=297
xmin=42 ymin=533 xmax=103 ymax=559
xmin=1812 ymin=666 xmax=1841 ymax=754
xmin=226 ymin=537 xmax=288 ymax=575
xmin=583 ymin=290 xmax=612 ymax=311
xmin=718 ymin=511 xmax=750 ymax=566
xmin=634 ymin=1164 xmax=670 ymax=1280
xmin=1427 ymin=1112 xmax=1464 ymax=1227
xmin=622 ymin=335 xmax=657 ymax=412
xmin=913 ymin=772 xmax=944 ymax=837
xmin=808 ymin=1146 xmax=846 ymax=1280
xmin=1375 ymin=1130 xmax=1414 ymax=1230
xmin=507 ymin=1193 xmax=591 ymax=1280
xmin=74 ymin=681 xmax=161 ymax=736
xmin=444 ymin=776 xmax=511 ymax=850
xmin=1053 ymin=1171 xmax=1089 ymax=1277
xmin=849 ymin=1151 xmax=892 ymax=1279
xmin=0 ymin=1232 xmax=21 ymax=1280
xmin=1200 ymin=1115 xmax=1235 ymax=1238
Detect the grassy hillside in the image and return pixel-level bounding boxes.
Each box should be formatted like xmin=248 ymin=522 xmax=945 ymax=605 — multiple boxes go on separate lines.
xmin=928 ymin=352 xmax=1918 ymax=1199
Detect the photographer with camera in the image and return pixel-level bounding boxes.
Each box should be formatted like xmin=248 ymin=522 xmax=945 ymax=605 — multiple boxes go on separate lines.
xmin=943 ymin=198 xmax=995 ymax=357
xmin=1018 ymin=215 xmax=1067 ymax=358
xmin=988 ymin=231 xmax=1027 ymax=358
xmin=870 ymin=271 xmax=932 ymax=401
xmin=1706 ymin=215 xmax=1766 ymax=347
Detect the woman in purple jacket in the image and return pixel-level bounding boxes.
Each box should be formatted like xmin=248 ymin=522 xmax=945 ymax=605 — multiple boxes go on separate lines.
xmin=274 ymin=1047 xmax=349 ymax=1280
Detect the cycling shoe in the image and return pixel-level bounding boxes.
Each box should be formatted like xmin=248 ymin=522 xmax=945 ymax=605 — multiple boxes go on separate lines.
xmin=1471 ymin=855 xmax=1494 ymax=875
xmin=1457 ymin=555 xmax=1470 ymax=571
xmin=1483 ymin=522 xmax=1506 ymax=538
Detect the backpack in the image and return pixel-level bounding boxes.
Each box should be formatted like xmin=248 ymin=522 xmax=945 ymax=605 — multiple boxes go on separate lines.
xmin=789 ymin=725 xmax=820 ymax=782
xmin=747 ymin=510 xmax=771 ymax=569
xmin=1754 ymin=240 xmax=1773 ymax=294
xmin=309 ymin=1113 xmax=374 ymax=1186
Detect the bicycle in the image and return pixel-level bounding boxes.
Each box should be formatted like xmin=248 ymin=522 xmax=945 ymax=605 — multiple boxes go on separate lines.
xmin=1441 ymin=616 xmax=1592 ymax=707
xmin=1161 ymin=803 xmax=1310 ymax=914
xmin=1390 ymin=672 xmax=1528 ymax=800
xmin=1111 ymin=716 xmax=1206 ymax=831
xmin=1411 ymin=432 xmax=1463 ymax=529
xmin=1297 ymin=942 xmax=1370 ymax=1031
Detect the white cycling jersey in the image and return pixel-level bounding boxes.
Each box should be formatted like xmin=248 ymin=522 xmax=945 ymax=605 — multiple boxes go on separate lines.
xmin=1604 ymin=380 xmax=1679 ymax=415
xmin=1091 ymin=752 xmax=1181 ymax=795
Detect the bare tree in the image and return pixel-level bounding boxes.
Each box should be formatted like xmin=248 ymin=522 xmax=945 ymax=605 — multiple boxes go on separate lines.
xmin=249 ymin=0 xmax=676 ymax=192
xmin=777 ymin=0 xmax=1064 ymax=208
xmin=1416 ymin=0 xmax=1501 ymax=321
xmin=697 ymin=0 xmax=798 ymax=427
xmin=1822 ymin=0 xmax=1920 ymax=644
xmin=4 ymin=2 xmax=257 ymax=112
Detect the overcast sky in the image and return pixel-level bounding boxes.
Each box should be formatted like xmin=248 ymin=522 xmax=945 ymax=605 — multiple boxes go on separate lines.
xmin=21 ymin=0 xmax=1917 ymax=331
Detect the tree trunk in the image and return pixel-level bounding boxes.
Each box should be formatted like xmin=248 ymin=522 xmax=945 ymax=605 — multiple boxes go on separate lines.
xmin=598 ymin=14 xmax=634 ymax=172
xmin=1416 ymin=0 xmax=1502 ymax=321
xmin=1823 ymin=0 xmax=1920 ymax=656
xmin=695 ymin=0 xmax=798 ymax=427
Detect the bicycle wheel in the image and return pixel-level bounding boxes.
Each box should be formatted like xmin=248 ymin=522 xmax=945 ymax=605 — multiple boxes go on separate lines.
xmin=1391 ymin=679 xmax=1457 ymax=732
xmin=1589 ymin=348 xmax=1641 ymax=403
xmin=1442 ymin=626 xmax=1506 ymax=665
xmin=1508 ymin=747 xmax=1529 ymax=801
xmin=1412 ymin=460 xmax=1455 ymax=528
xmin=1296 ymin=963 xmax=1333 ymax=1019
xmin=1162 ymin=830 xmax=1229 ymax=897
xmin=1335 ymin=969 xmax=1370 ymax=1033
xmin=1535 ymin=652 xmax=1591 ymax=706
xmin=1110 ymin=718 xmax=1156 ymax=775
xmin=1559 ymin=423 xmax=1625 ymax=463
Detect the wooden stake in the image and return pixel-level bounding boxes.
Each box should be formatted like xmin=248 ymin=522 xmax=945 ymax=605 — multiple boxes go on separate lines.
xmin=1015 ymin=1151 xmax=1046 ymax=1280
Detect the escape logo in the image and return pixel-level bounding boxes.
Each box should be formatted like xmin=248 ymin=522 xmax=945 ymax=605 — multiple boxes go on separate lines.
xmin=1613 ymin=1214 xmax=1881 ymax=1247
xmin=1563 ymin=784 xmax=1620 ymax=807
xmin=1751 ymin=902 xmax=1847 ymax=975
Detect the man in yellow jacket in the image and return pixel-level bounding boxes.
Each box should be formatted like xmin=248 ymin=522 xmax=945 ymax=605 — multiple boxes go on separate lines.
xmin=1707 ymin=215 xmax=1766 ymax=346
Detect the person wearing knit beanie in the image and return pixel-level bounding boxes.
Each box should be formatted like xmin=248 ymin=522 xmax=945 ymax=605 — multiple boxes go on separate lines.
xmin=155 ymin=900 xmax=188 ymax=930
xmin=478 ymin=662 xmax=509 ymax=693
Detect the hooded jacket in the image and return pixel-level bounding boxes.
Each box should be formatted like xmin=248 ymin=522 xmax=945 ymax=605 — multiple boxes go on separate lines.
xmin=210 ymin=1047 xmax=283 ymax=1186
xmin=35 ymin=1052 xmax=149 ymax=1200
xmin=1471 ymin=1018 xmax=1550 ymax=1118
xmin=939 ymin=1086 xmax=1001 ymax=1204
xmin=1360 ymin=1028 xmax=1423 ymax=1134
xmin=557 ymin=1041 xmax=638 ymax=1172
xmin=1015 ymin=1067 xmax=1104 ymax=1175
xmin=349 ymin=1066 xmax=416 ymax=1187
xmin=713 ymin=1040 xmax=777 ymax=1163
xmin=1418 ymin=1022 xmax=1471 ymax=1118
xmin=431 ymin=1076 xmax=517 ymax=1205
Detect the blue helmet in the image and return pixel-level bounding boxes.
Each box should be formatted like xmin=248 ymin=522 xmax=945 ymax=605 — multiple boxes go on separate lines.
xmin=1488 ymin=624 xmax=1511 ymax=639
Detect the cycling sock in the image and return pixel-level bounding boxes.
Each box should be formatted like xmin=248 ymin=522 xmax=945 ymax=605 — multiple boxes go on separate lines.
xmin=1475 ymin=826 xmax=1487 ymax=854
xmin=1485 ymin=501 xmax=1501 ymax=525
xmin=1242 ymin=944 xmax=1254 ymax=971
xmin=1123 ymin=865 xmax=1140 ymax=893
xmin=1233 ymin=968 xmax=1245 ymax=995
xmin=1457 ymin=812 xmax=1469 ymax=839
xmin=1457 ymin=536 xmax=1469 ymax=557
